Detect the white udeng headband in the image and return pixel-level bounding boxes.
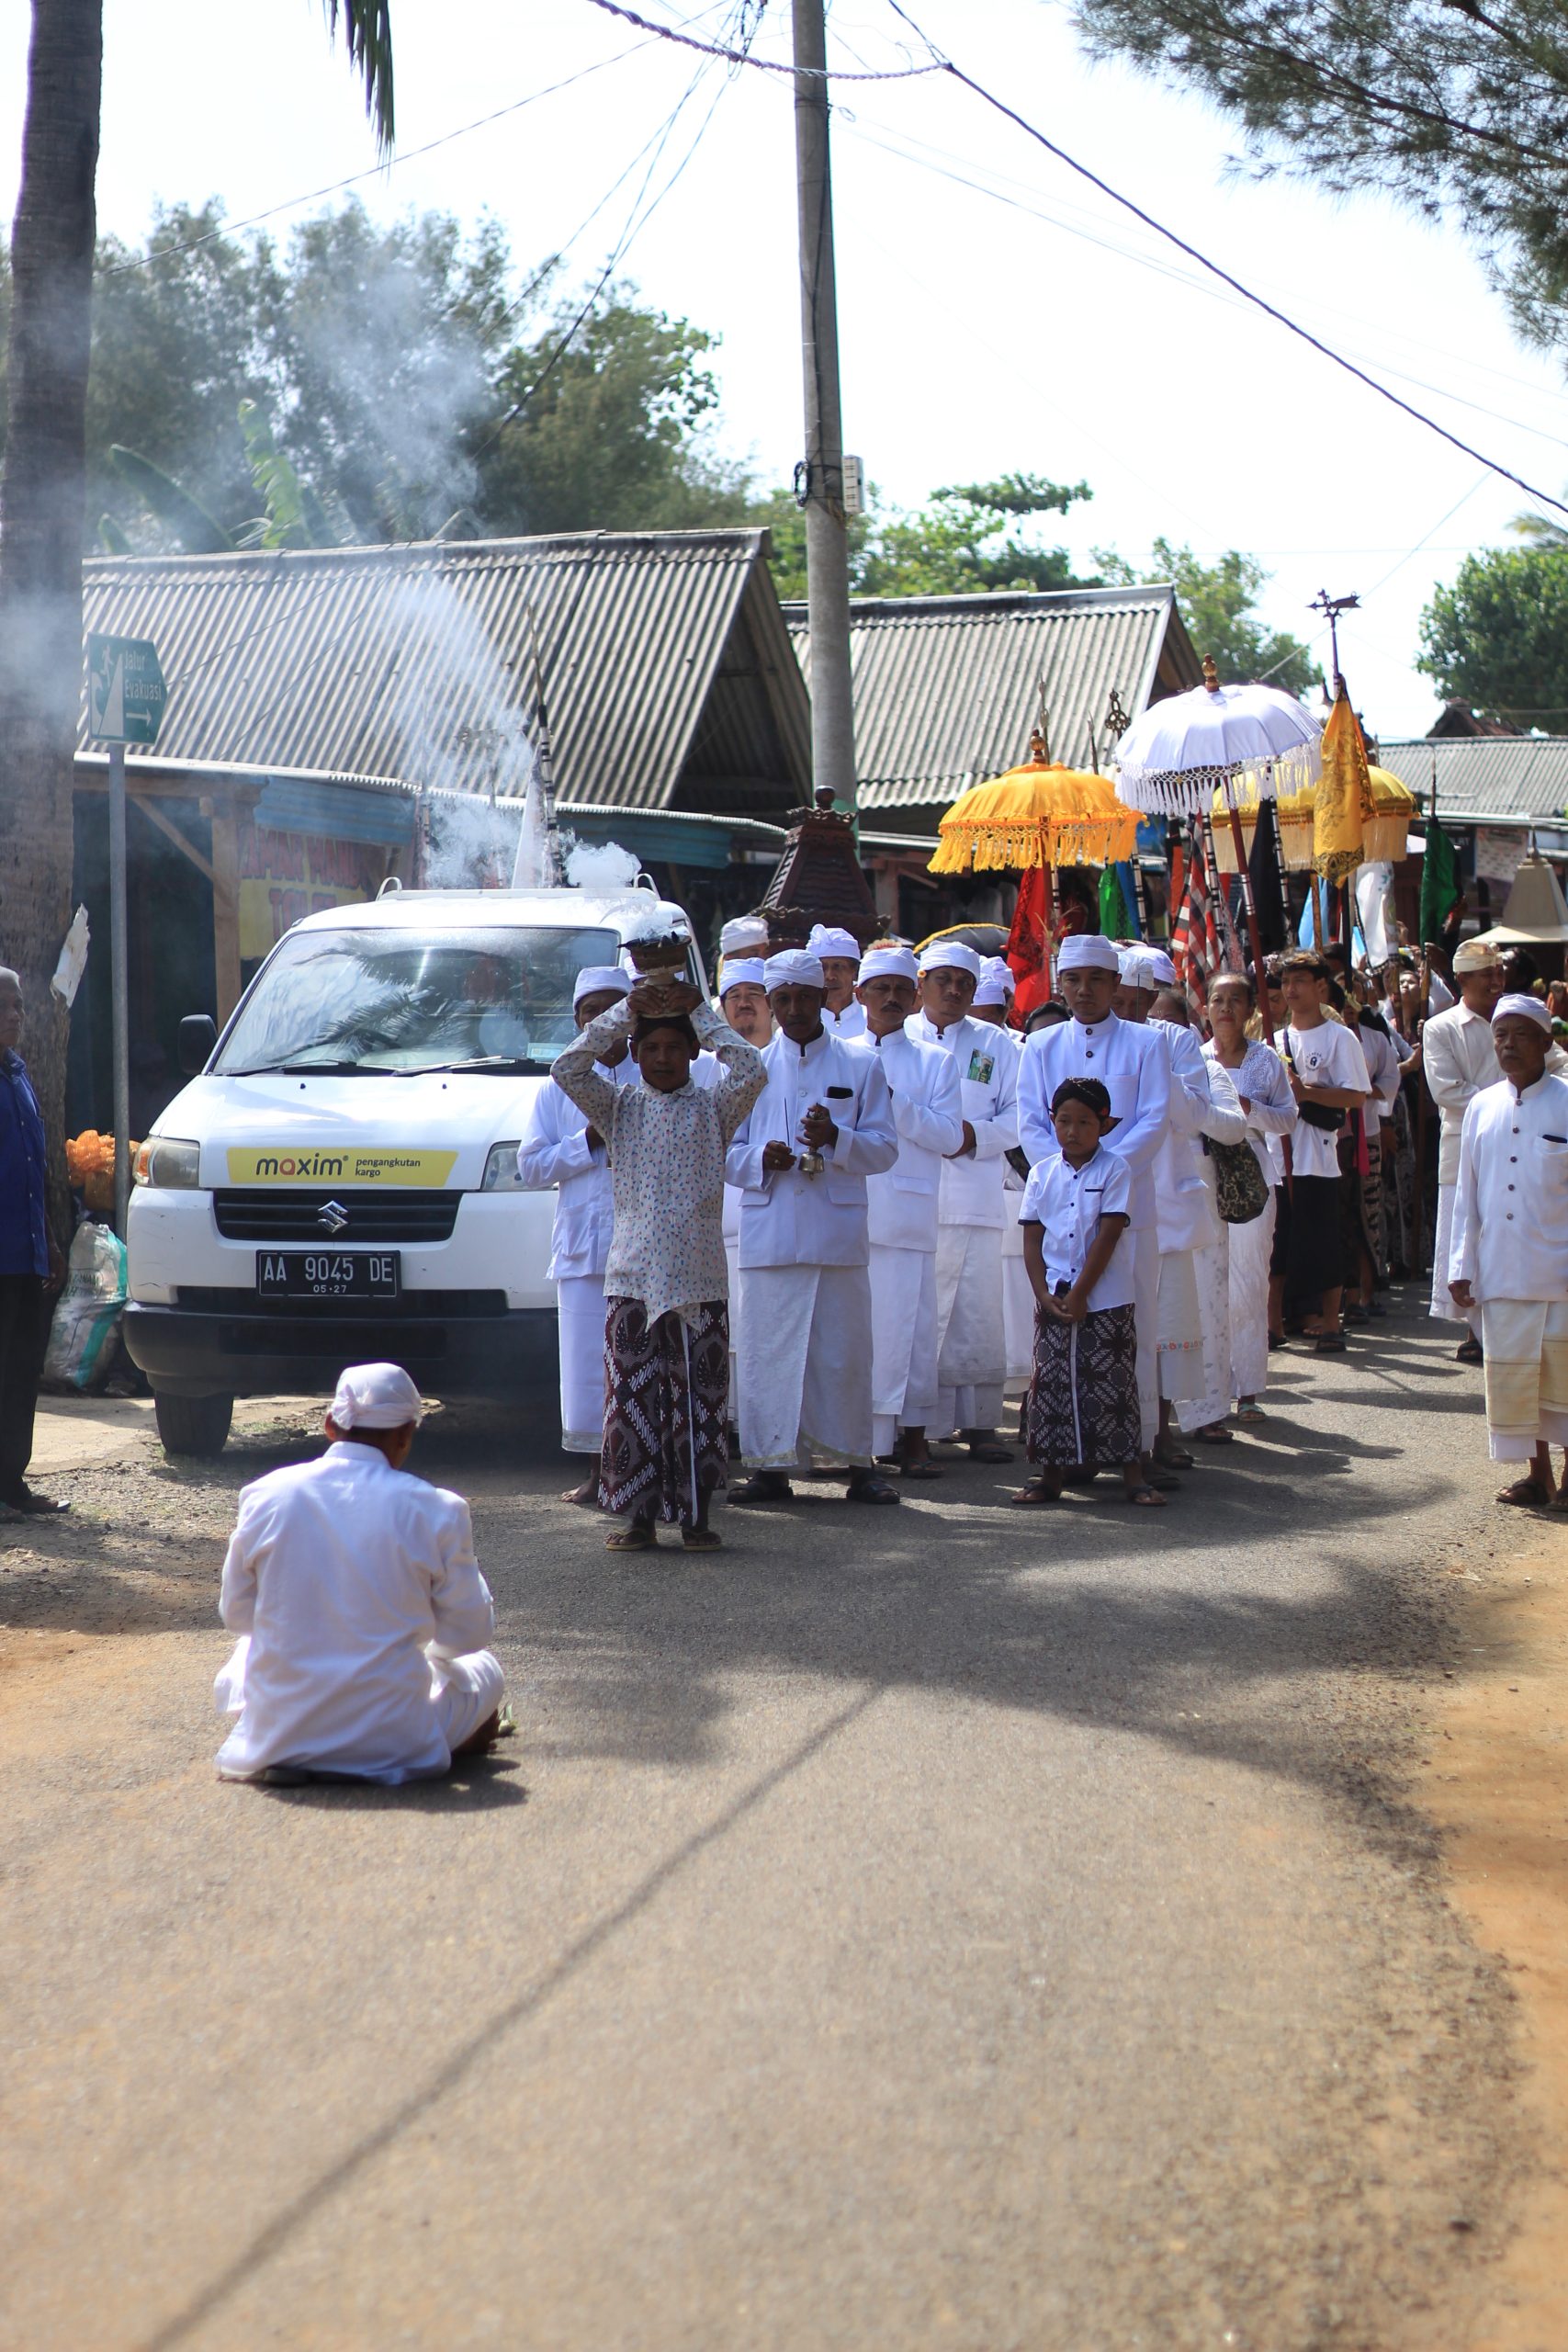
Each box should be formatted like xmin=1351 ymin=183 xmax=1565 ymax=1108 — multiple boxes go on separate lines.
xmin=331 ymin=1362 xmax=425 ymax=1430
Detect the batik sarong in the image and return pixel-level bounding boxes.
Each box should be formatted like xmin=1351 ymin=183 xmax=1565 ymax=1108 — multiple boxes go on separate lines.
xmin=1338 ymin=1118 xmax=1386 ymax=1283
xmin=1022 ymin=1295 xmax=1141 ymax=1469
xmin=600 ymin=1296 xmax=728 ymax=1526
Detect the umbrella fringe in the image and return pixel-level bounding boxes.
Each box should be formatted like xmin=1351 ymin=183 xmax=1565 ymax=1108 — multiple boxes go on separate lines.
xmin=1114 ymin=746 xmax=1319 ymax=815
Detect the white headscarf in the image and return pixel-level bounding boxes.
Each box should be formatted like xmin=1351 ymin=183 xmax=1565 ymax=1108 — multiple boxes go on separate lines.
xmin=974 ymin=956 xmax=1015 ymax=1007
xmin=719 ymin=957 xmax=766 ymax=995
xmin=807 ymin=924 xmax=862 ymax=962
xmin=1493 ymin=991 xmax=1552 ymax=1034
xmin=917 ymin=941 xmax=982 ymax=980
xmin=858 ymin=944 xmax=919 ymax=985
xmin=720 ymin=916 xmax=771 ymax=958
xmin=331 ymin=1362 xmax=425 ymax=1430
xmin=1117 ymin=947 xmax=1159 ymax=991
xmin=1057 ymin=934 xmax=1121 ymax=974
xmin=1147 ymin=949 xmax=1178 ymax=988
xmin=573 ymin=965 xmax=630 ymax=1006
xmin=764 ymin=949 xmax=826 ymax=992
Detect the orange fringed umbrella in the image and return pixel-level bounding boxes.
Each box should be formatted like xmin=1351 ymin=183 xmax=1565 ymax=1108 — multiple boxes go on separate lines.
xmin=928 ymin=744 xmax=1139 ymax=875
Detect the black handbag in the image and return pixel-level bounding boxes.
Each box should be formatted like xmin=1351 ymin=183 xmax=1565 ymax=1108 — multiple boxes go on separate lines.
xmin=1205 ymin=1134 xmax=1269 ymax=1224
xmin=1281 ymin=1039 xmax=1345 ymax=1133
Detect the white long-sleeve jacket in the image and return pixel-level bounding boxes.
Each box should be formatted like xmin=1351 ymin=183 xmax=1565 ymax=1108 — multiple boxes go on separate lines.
xmin=727 ymin=1023 xmax=897 ymax=1269
xmin=905 ymin=1011 xmax=1019 ymax=1230
xmin=1152 ymin=1021 xmax=1247 ymax=1253
xmin=851 ymin=1024 xmax=965 ymax=1253
xmin=516 ymin=1057 xmax=637 ymax=1280
xmin=1018 ymin=1011 xmax=1171 ymax=1230
xmin=1450 ymin=1070 xmax=1568 ymax=1302
xmin=215 ymin=1442 xmax=496 ymax=1785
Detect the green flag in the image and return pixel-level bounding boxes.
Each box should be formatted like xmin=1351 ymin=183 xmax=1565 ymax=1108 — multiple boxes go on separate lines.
xmin=1099 ymin=863 xmax=1131 ymax=939
xmin=1418 ymin=821 xmax=1460 ymax=947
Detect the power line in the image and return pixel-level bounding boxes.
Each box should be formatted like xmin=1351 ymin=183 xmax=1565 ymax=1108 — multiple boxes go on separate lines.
xmin=590 ymin=0 xmax=1568 ymax=520
xmin=99 ymin=44 xmax=658 ymax=276
xmin=581 ymin=0 xmax=945 ymax=75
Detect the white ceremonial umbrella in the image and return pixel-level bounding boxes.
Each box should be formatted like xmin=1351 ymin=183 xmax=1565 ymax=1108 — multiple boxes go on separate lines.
xmin=1113 ymin=658 xmax=1323 ymax=1038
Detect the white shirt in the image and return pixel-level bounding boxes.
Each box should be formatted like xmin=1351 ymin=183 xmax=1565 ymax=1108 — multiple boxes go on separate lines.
xmin=1450 ymin=1071 xmax=1568 ymax=1303
xmin=851 ymin=1023 xmax=965 ymax=1252
xmin=216 ymin=1442 xmax=496 ymax=1784
xmin=1018 ymin=1012 xmax=1171 ymax=1228
xmin=516 ymin=1057 xmax=636 ymax=1279
xmin=826 ymin=1000 xmax=867 ymax=1039
xmin=1281 ymin=1020 xmax=1372 ymax=1180
xmin=727 ymin=1024 xmax=898 ymax=1269
xmin=1356 ymin=1020 xmax=1404 ymax=1120
xmin=1152 ymin=1021 xmax=1247 ymax=1253
xmin=1205 ymin=1039 xmax=1297 ymax=1184
xmin=906 ymin=1011 xmax=1020 ymax=1229
xmin=1020 ymin=1144 xmax=1134 ymax=1311
xmin=1424 ymin=1003 xmax=1503 ymax=1187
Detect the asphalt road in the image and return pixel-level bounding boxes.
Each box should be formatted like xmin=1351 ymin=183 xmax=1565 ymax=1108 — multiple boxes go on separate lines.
xmin=0 ymin=1292 xmax=1534 ymax=2350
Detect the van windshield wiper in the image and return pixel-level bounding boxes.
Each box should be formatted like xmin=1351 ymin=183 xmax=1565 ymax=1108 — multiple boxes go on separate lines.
xmin=225 ymin=1058 xmax=372 ymax=1076
xmin=414 ymin=1054 xmax=551 ymax=1075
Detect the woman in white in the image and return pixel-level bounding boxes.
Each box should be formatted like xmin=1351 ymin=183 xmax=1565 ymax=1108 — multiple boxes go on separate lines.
xmin=1203 ymin=973 xmax=1298 ymax=1422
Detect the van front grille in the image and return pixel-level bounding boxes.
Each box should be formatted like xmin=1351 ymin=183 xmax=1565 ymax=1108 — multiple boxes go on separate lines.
xmin=212 ymin=1189 xmax=461 ymax=1243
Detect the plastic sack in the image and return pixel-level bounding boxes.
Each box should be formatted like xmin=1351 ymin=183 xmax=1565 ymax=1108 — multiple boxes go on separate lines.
xmin=43 ymin=1222 xmax=129 ymax=1393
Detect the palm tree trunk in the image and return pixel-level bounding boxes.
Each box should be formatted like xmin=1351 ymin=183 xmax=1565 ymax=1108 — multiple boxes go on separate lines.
xmin=0 ymin=0 xmax=103 ymax=1215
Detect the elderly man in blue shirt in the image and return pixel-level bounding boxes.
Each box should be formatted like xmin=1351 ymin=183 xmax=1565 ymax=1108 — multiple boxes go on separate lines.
xmin=0 ymin=969 xmax=65 ymax=1516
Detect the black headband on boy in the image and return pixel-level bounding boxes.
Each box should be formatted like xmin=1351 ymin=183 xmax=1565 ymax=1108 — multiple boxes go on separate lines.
xmin=1051 ymin=1077 xmax=1111 ymax=1119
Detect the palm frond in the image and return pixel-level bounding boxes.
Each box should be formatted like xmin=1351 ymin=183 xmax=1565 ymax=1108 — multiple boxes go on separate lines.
xmin=322 ymin=1 xmax=395 ymax=151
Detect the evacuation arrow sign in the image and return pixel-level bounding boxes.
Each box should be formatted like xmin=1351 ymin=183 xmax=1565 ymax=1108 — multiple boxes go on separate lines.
xmin=86 ymin=632 xmax=166 ymax=745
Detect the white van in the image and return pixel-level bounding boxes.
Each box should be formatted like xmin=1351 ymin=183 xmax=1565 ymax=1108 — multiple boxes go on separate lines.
xmin=126 ymin=884 xmax=704 ymax=1456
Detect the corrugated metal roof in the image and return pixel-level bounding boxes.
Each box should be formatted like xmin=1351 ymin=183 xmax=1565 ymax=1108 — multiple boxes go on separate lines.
xmin=80 ymin=531 xmax=810 ymax=815
xmin=1378 ymin=736 xmax=1568 ymax=822
xmin=785 ymin=585 xmax=1200 ymax=817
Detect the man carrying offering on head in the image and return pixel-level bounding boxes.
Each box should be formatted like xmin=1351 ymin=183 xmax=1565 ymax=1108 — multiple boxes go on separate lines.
xmin=849 ymin=943 xmax=965 ymax=1478
xmin=214 ymin=1363 xmax=505 ymax=1785
xmin=1450 ymin=994 xmax=1568 ymax=1509
xmin=726 ymin=949 xmax=901 ymax=1506
xmin=553 ymin=972 xmax=766 ymax=1550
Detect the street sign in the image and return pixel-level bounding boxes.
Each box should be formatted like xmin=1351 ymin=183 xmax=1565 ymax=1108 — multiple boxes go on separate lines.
xmin=86 ymin=632 xmax=166 ymax=744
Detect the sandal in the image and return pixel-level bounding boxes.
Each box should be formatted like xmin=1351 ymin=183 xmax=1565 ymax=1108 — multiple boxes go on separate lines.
xmin=1124 ymin=1483 xmax=1166 ymax=1508
xmin=728 ymin=1475 xmax=795 ymax=1508
xmin=1190 ymin=1423 xmax=1235 ymax=1444
xmin=900 ymin=1458 xmax=944 ymax=1480
xmin=1143 ymin=1462 xmax=1180 ymax=1491
xmin=682 ymin=1526 xmax=723 ymax=1551
xmin=1456 ymin=1338 xmax=1483 ymax=1365
xmin=846 ymin=1473 xmax=902 ymax=1504
xmin=1235 ymin=1402 xmax=1267 ymax=1425
xmin=1154 ymin=1442 xmax=1194 ymax=1469
xmin=1313 ymin=1332 xmax=1348 ymax=1355
xmin=1007 ymin=1480 xmax=1063 ymax=1506
xmin=606 ymin=1523 xmax=655 ymax=1550
xmin=965 ymin=1442 xmax=1015 ymax=1464
xmin=1496 ymin=1477 xmax=1552 ymax=1509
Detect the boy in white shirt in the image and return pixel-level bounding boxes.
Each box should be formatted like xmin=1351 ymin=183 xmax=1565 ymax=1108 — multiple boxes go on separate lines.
xmin=1011 ymin=1079 xmax=1162 ymax=1510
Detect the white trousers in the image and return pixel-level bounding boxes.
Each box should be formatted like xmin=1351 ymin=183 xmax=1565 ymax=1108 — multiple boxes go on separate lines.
xmin=1134 ymin=1223 xmax=1159 ymax=1452
xmin=869 ymin=1240 xmax=939 ymax=1457
xmin=725 ymin=1236 xmax=741 ymax=1420
xmin=432 ymin=1651 xmax=508 ymax=1752
xmin=1227 ymin=1191 xmax=1276 ymax=1402
xmin=1157 ymin=1247 xmax=1205 ymax=1401
xmin=738 ymin=1262 xmax=874 ymax=1470
xmin=1178 ymin=1228 xmax=1233 ymax=1433
xmin=1429 ymin=1184 xmax=1479 ymax=1334
xmin=935 ymin=1221 xmax=1005 ymax=1435
xmin=558 ymin=1272 xmax=608 ymax=1454
xmin=1001 ymin=1192 xmax=1034 ymax=1381
xmin=1480 ymin=1296 xmax=1568 ymax=1461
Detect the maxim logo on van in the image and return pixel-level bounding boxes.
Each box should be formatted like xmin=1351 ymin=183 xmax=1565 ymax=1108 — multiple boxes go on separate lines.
xmin=227 ymin=1148 xmax=459 ymax=1187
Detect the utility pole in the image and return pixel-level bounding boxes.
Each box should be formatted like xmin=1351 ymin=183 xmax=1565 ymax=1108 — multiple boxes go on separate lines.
xmin=792 ymin=0 xmax=856 ymax=814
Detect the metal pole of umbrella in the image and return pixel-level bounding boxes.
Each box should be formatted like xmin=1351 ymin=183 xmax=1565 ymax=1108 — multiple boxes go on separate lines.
xmin=109 ymin=741 xmax=130 ymax=1237
xmin=1222 ymin=777 xmax=1276 ymax=1043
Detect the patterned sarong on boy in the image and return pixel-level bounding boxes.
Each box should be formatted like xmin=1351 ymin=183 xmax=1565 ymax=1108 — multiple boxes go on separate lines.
xmin=600 ymin=1296 xmax=729 ymax=1526
xmin=1022 ymin=1299 xmax=1142 ymax=1469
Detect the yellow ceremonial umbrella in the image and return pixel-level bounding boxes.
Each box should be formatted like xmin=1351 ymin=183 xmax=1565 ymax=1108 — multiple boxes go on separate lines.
xmin=1219 ymin=766 xmax=1413 ymax=874
xmin=928 ymin=739 xmax=1139 ymax=874
xmin=928 ymin=730 xmax=1140 ymax=992
xmin=1362 ymin=764 xmax=1416 ymax=864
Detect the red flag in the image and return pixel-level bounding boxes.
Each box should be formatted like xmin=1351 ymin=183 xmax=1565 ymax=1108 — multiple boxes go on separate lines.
xmin=1006 ymin=870 xmax=1052 ymax=1017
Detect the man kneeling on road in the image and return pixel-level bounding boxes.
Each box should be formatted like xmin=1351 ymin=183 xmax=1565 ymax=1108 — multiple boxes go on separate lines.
xmin=214 ymin=1363 xmax=504 ymax=1784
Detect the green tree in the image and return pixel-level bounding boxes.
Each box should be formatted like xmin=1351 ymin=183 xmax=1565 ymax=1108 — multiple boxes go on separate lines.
xmin=1070 ymin=0 xmax=1568 ymax=344
xmin=1418 ymin=542 xmax=1568 ymax=723
xmin=476 ymin=290 xmax=751 ymax=537
xmin=758 ymin=472 xmax=1095 ymax=600
xmin=0 ymin=0 xmax=394 ymax=1195
xmin=1096 ymin=538 xmax=1317 ymax=695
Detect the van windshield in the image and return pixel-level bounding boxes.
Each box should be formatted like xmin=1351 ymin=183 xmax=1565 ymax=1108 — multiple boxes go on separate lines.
xmin=214 ymin=925 xmax=623 ymax=1076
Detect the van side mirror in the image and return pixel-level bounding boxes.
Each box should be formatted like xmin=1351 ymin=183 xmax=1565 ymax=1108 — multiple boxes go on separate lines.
xmin=178 ymin=1014 xmax=219 ymax=1076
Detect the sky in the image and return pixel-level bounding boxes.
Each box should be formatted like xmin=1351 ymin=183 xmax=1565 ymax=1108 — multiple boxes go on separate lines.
xmin=4 ymin=0 xmax=1567 ymax=741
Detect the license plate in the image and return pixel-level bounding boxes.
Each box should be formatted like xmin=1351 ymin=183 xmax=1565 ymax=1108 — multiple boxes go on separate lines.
xmin=255 ymin=1250 xmax=401 ymax=1299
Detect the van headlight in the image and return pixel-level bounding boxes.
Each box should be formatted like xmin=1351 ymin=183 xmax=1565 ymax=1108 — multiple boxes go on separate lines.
xmin=133 ymin=1136 xmax=202 ymax=1189
xmin=480 ymin=1142 xmax=525 ymax=1193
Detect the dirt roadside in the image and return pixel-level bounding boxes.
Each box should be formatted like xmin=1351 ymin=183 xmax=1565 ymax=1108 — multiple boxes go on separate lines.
xmin=1423 ymin=1521 xmax=1568 ymax=2352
